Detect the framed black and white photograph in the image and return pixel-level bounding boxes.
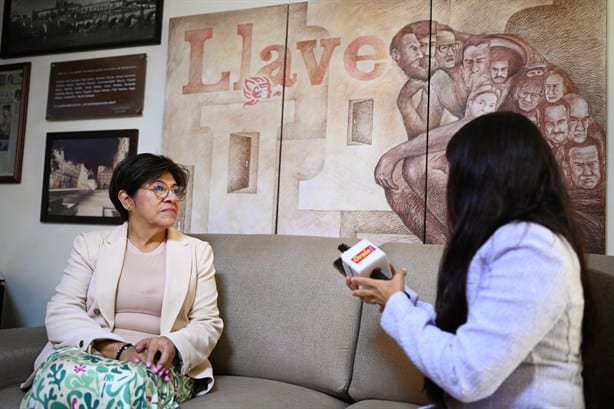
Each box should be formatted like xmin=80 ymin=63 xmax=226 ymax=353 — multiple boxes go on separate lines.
xmin=0 ymin=62 xmax=30 ymax=183
xmin=40 ymin=129 xmax=138 ymax=224
xmin=1 ymin=0 xmax=163 ymax=58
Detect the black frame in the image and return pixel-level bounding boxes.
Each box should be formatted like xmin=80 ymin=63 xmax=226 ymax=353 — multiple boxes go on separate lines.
xmin=40 ymin=129 xmax=138 ymax=224
xmin=1 ymin=0 xmax=163 ymax=58
xmin=0 ymin=62 xmax=30 ymax=183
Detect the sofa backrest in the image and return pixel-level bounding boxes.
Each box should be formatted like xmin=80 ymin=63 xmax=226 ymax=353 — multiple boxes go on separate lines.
xmin=348 ymin=242 xmax=443 ymax=404
xmin=193 ymin=232 xmax=614 ymax=407
xmin=193 ymin=233 xmax=363 ymax=400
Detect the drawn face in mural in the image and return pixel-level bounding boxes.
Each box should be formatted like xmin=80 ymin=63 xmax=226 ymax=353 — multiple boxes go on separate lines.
xmin=434 ymin=30 xmax=459 ymax=69
xmin=543 ymin=104 xmax=569 ymax=148
xmin=514 ymin=78 xmax=542 ymax=112
xmin=490 ymin=59 xmax=509 ymax=84
xmin=418 ymin=34 xmax=436 ymax=69
xmin=544 ymin=72 xmax=566 ymax=103
xmin=467 ymin=91 xmax=497 ymax=117
xmin=567 ymin=97 xmax=591 ymax=143
xmin=569 ymin=145 xmax=601 ymax=189
xmin=395 ymin=33 xmax=427 ymax=80
xmin=462 ymin=42 xmax=490 ymax=86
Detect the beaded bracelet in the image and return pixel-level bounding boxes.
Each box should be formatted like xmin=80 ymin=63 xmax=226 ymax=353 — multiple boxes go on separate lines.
xmin=115 ymin=343 xmax=133 ymax=360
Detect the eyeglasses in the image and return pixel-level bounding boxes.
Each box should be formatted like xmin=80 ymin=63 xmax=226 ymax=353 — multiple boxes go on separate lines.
xmin=518 ymin=90 xmax=541 ymax=100
xmin=142 ymin=181 xmax=186 ymax=200
xmin=436 ymin=42 xmax=459 ymax=53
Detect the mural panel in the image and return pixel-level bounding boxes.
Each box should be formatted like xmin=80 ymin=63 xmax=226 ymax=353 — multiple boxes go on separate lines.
xmin=163 ymin=0 xmax=606 ymax=253
xmin=163 ymin=5 xmax=288 ymax=234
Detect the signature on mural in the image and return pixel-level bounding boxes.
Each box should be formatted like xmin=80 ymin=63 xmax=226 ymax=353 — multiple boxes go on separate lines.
xmin=377 ymin=21 xmax=605 ymax=253
xmin=243 ymin=76 xmax=281 ymax=107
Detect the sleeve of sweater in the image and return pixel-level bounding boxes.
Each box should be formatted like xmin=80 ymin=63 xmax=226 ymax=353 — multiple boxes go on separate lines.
xmin=380 ymin=222 xmax=575 ymax=402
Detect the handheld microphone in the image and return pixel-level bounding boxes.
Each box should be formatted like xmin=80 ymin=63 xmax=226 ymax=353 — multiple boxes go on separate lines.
xmin=334 ymin=239 xmax=391 ymax=280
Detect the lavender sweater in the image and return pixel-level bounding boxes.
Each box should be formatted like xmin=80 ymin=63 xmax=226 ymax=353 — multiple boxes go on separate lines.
xmin=382 ymin=222 xmax=584 ymax=408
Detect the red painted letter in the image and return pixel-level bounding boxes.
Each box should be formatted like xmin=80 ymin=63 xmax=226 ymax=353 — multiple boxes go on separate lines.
xmin=344 ymin=36 xmax=387 ymax=81
xmin=258 ymin=45 xmax=297 ymax=87
xmin=183 ymin=28 xmax=230 ymax=94
xmin=296 ymin=37 xmax=341 ymax=85
xmin=233 ymin=23 xmax=253 ymax=91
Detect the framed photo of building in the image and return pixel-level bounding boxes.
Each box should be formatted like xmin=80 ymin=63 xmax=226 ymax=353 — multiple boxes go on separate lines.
xmin=0 ymin=62 xmax=30 ymax=183
xmin=40 ymin=129 xmax=138 ymax=224
xmin=1 ymin=0 xmax=163 ymax=58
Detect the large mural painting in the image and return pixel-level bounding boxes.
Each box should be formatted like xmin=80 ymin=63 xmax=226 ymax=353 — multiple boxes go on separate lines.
xmin=162 ymin=0 xmax=606 ymax=253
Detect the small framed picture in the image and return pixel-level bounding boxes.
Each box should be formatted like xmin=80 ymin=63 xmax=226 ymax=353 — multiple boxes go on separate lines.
xmin=40 ymin=129 xmax=138 ymax=224
xmin=0 ymin=62 xmax=31 ymax=183
xmin=1 ymin=0 xmax=163 ymax=58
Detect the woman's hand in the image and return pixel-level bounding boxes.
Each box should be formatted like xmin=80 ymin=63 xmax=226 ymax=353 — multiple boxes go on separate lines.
xmin=135 ymin=336 xmax=177 ymax=381
xmin=92 ymin=339 xmax=146 ymax=363
xmin=346 ymin=264 xmax=407 ymax=311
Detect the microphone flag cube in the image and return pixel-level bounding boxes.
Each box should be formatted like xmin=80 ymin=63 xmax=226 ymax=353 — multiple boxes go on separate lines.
xmin=339 ymin=239 xmax=391 ymax=279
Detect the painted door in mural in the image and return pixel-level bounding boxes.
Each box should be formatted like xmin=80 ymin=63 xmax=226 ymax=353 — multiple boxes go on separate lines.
xmin=162 ymin=0 xmax=606 ymax=253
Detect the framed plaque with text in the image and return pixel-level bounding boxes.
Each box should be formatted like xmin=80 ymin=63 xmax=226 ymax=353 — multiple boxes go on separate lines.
xmin=46 ymin=54 xmax=146 ymax=120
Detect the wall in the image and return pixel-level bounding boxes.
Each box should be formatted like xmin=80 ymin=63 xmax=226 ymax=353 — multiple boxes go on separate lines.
xmin=0 ymin=0 xmax=612 ymax=328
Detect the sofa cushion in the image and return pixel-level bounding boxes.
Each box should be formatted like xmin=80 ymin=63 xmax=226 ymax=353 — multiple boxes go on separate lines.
xmin=182 ymin=375 xmax=349 ymax=409
xmin=348 ymin=243 xmax=443 ymax=404
xmin=192 ymin=234 xmax=363 ymax=400
xmin=0 ymin=326 xmax=46 ymax=389
xmin=584 ymin=254 xmax=614 ymax=407
xmin=346 ymin=399 xmax=422 ymax=409
xmin=0 ymin=386 xmax=25 ymax=409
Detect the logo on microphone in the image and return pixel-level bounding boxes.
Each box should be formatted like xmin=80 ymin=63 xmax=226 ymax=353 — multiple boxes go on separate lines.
xmin=352 ymin=245 xmax=375 ymax=264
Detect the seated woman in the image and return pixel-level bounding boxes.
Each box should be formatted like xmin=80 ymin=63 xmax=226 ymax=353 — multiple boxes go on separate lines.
xmin=21 ymin=153 xmax=223 ymax=408
xmin=350 ymin=112 xmax=592 ymax=408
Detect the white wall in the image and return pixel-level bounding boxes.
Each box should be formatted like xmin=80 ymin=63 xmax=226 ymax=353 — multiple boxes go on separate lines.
xmin=0 ymin=0 xmax=612 ymax=328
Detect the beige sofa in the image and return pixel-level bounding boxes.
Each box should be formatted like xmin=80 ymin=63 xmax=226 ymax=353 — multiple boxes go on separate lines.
xmin=1 ymin=234 xmax=613 ymax=408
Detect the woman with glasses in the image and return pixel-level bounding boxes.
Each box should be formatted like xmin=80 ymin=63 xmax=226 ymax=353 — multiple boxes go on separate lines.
xmin=21 ymin=153 xmax=223 ymax=409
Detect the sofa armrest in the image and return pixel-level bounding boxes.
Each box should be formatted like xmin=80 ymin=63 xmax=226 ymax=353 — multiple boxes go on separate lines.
xmin=0 ymin=327 xmax=46 ymax=389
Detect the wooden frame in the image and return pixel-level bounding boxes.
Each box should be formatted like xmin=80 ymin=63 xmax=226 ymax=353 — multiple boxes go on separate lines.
xmin=1 ymin=0 xmax=163 ymax=58
xmin=0 ymin=63 xmax=30 ymax=183
xmin=40 ymin=129 xmax=138 ymax=224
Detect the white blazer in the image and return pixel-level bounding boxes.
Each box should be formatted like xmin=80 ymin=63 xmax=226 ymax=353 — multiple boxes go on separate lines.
xmin=23 ymin=223 xmax=223 ymax=393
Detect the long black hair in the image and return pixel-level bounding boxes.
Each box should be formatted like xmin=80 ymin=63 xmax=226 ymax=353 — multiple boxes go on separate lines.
xmin=424 ymin=111 xmax=593 ymax=404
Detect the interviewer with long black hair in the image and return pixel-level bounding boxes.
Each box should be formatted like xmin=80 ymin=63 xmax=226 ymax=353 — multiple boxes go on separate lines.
xmin=348 ymin=111 xmax=592 ymax=408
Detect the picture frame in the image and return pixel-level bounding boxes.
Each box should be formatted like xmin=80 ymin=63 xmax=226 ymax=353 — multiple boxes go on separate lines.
xmin=1 ymin=0 xmax=163 ymax=58
xmin=47 ymin=53 xmax=147 ymax=120
xmin=0 ymin=62 xmax=30 ymax=183
xmin=40 ymin=129 xmax=138 ymax=224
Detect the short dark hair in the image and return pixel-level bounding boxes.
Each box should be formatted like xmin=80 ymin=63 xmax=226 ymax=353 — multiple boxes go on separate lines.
xmin=109 ymin=153 xmax=189 ymax=221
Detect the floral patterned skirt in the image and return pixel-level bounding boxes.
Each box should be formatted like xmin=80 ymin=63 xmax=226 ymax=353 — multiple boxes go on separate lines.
xmin=20 ymin=346 xmax=194 ymax=409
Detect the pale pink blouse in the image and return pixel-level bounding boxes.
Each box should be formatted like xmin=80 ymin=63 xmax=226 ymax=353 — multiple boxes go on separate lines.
xmin=114 ymin=240 xmax=166 ymax=343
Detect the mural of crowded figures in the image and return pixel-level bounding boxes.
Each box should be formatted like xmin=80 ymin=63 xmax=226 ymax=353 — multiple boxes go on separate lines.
xmin=379 ymin=20 xmax=606 ymax=253
xmin=161 ymin=0 xmax=606 ymax=253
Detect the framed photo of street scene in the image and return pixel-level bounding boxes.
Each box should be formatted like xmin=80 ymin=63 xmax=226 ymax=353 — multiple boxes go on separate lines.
xmin=40 ymin=129 xmax=138 ymax=224
xmin=0 ymin=0 xmax=163 ymax=58
xmin=0 ymin=62 xmax=30 ymax=183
